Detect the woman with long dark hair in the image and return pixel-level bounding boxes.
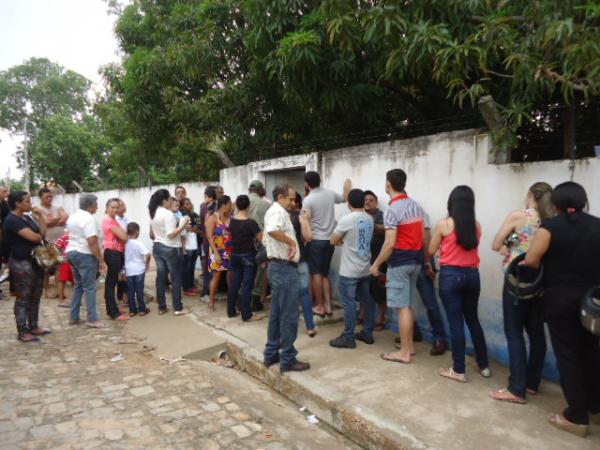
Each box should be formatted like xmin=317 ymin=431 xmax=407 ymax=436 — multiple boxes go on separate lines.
xmin=102 ymin=198 xmax=129 ymax=321
xmin=524 ymin=182 xmax=600 ymax=437
xmin=205 ymin=195 xmax=233 ymax=312
xmin=429 ymin=185 xmax=489 ymax=382
xmin=489 ymin=182 xmax=553 ymax=404
xmin=149 ymin=189 xmax=190 ymax=315
xmin=2 ymin=191 xmax=50 ymax=342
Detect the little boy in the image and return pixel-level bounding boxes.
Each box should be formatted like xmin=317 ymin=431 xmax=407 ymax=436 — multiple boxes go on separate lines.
xmin=124 ymin=222 xmax=151 ymax=316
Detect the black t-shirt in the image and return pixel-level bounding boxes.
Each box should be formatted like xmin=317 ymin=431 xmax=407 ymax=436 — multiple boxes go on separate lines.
xmin=290 ymin=211 xmax=308 ymax=262
xmin=541 ymin=212 xmax=600 ymax=291
xmin=229 ymin=218 xmax=260 ymax=254
xmin=2 ymin=213 xmax=40 ymax=260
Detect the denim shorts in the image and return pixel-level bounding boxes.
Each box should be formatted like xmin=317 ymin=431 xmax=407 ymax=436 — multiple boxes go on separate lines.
xmin=307 ymin=240 xmax=335 ymax=275
xmin=386 ymin=264 xmax=421 ymax=308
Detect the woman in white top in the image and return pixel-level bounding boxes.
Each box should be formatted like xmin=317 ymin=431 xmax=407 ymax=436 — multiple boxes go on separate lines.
xmin=148 ymin=189 xmax=190 ymax=316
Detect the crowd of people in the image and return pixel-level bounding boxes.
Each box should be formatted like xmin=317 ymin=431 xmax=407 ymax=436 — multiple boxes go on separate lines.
xmin=0 ymin=167 xmax=599 ymax=438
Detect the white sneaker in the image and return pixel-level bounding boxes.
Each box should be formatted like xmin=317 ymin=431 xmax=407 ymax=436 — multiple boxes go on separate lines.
xmin=480 ymin=367 xmax=492 ymax=378
xmin=86 ymin=321 xmax=106 ymax=328
xmin=174 ymin=308 xmax=191 ymax=316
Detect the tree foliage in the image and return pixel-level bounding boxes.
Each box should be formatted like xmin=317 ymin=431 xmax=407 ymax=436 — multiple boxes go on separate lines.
xmin=103 ymin=0 xmax=600 ymax=174
xmin=0 ymin=57 xmax=90 ymax=135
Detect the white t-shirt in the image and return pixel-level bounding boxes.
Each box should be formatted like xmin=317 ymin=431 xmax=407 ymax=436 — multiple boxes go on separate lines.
xmin=66 ymin=209 xmax=98 ymax=254
xmin=151 ymin=206 xmax=182 ymax=248
xmin=125 ymin=239 xmax=149 ymax=277
xmin=334 ymin=211 xmax=374 ymax=278
xmin=184 ymin=230 xmax=198 ymax=251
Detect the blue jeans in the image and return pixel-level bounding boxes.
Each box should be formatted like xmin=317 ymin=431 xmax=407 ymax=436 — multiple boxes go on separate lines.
xmin=228 ymin=252 xmax=257 ymax=320
xmin=67 ymin=251 xmax=99 ymax=322
xmin=298 ymin=262 xmax=315 ymax=331
xmin=127 ymin=273 xmax=147 ymax=314
xmin=264 ymin=262 xmax=300 ymax=368
xmin=416 ymin=266 xmax=448 ymax=341
xmin=439 ymin=266 xmax=488 ymax=374
xmin=153 ymin=243 xmax=183 ymax=312
xmin=182 ymin=250 xmax=198 ymax=291
xmin=503 ymin=284 xmax=546 ymax=398
xmin=339 ymin=275 xmax=375 ymax=338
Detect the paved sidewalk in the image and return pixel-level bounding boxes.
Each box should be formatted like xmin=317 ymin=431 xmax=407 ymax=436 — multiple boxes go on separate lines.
xmin=193 ymin=296 xmax=600 ymax=450
xmin=0 ymin=294 xmax=355 ymax=449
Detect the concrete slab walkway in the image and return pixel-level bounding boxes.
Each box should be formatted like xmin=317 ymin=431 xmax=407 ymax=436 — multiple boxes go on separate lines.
xmin=189 ymin=298 xmax=600 ymax=450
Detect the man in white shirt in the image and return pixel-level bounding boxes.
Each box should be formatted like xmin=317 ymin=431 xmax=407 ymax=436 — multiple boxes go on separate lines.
xmin=66 ymin=194 xmax=105 ymax=328
xmin=262 ymin=184 xmax=310 ymax=374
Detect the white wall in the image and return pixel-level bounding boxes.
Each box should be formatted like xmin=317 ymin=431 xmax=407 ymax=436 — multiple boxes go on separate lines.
xmin=40 ymin=181 xmax=217 ymax=248
xmin=220 ymin=129 xmax=600 ymax=379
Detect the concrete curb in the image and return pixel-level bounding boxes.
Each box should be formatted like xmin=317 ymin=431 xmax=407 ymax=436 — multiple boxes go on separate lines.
xmin=226 ymin=340 xmax=427 ymax=450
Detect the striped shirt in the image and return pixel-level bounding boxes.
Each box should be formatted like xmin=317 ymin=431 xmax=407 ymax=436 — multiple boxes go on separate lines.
xmin=383 ymin=193 xmax=425 ymax=267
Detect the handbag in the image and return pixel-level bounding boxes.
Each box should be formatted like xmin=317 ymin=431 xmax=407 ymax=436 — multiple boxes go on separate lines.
xmin=31 ymin=240 xmax=64 ymax=271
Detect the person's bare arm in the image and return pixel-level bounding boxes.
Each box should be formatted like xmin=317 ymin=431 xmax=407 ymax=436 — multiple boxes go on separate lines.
xmin=342 ymin=179 xmax=352 ymax=201
xmin=330 ymin=232 xmax=344 ymax=246
xmin=428 ymin=222 xmax=444 ymax=257
xmin=57 ymin=207 xmax=69 ymax=226
xmin=205 ymin=216 xmax=220 ymax=259
xmin=87 ymin=236 xmax=106 ymax=272
xmin=299 ymin=214 xmax=312 ymax=242
xmin=31 ymin=207 xmax=47 ymax=238
xmin=166 ymin=215 xmax=189 ymax=239
xmin=370 ymin=228 xmax=396 ymax=276
xmin=111 ymin=225 xmax=128 ymax=243
xmin=523 ymin=228 xmax=551 ymax=268
xmin=268 ymin=230 xmax=297 ymax=260
xmin=492 ymin=211 xmax=520 ymax=251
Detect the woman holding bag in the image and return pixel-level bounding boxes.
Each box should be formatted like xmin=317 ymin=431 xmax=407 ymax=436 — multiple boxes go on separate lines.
xmin=489 ymin=182 xmax=553 ymax=404
xmin=2 ymin=191 xmax=50 ymax=342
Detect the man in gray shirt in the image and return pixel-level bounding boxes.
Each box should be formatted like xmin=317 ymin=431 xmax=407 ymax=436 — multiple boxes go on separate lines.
xmin=329 ymin=189 xmax=375 ymax=348
xmin=248 ymin=180 xmax=271 ymax=310
xmin=302 ymin=171 xmax=351 ymax=317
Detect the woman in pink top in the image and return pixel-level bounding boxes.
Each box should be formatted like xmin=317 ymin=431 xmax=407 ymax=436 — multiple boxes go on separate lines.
xmin=102 ymin=198 xmax=129 ymax=321
xmin=429 ymin=186 xmax=489 ymax=383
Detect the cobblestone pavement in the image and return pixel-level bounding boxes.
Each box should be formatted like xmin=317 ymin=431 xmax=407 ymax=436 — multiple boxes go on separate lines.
xmin=0 ymin=296 xmax=353 ymax=450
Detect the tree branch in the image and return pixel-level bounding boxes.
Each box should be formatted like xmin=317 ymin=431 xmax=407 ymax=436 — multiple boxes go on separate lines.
xmin=535 ymin=66 xmax=599 ymax=92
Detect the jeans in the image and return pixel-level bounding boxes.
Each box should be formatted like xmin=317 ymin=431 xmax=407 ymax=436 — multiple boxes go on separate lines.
xmin=103 ymin=249 xmax=124 ymax=318
xmin=127 ymin=273 xmax=147 ymax=314
xmin=67 ymin=251 xmax=99 ymax=323
xmin=545 ymin=286 xmax=600 ymax=425
xmin=227 ymin=252 xmax=257 ymax=320
xmin=439 ymin=266 xmax=489 ymax=374
xmin=416 ymin=266 xmax=448 ymax=342
xmin=339 ymin=275 xmax=375 ymax=339
xmin=9 ymin=258 xmax=44 ymax=335
xmin=153 ymin=242 xmax=183 ymax=312
xmin=182 ymin=249 xmax=199 ymax=291
xmin=298 ymin=262 xmax=315 ymax=331
xmin=264 ymin=262 xmax=300 ymax=368
xmin=502 ymin=284 xmax=546 ymax=398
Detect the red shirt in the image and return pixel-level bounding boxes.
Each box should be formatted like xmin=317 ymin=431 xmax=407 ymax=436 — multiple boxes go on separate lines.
xmin=384 ymin=193 xmax=425 ymax=266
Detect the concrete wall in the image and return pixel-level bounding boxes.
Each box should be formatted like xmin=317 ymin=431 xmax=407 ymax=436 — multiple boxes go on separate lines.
xmin=220 ymin=129 xmax=600 ymax=381
xmin=39 ymin=181 xmax=217 ymax=249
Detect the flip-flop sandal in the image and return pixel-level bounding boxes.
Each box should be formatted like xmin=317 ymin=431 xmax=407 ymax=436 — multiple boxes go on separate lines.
xmin=374 ymin=323 xmax=385 ymax=332
xmin=439 ymin=367 xmax=466 ymax=383
xmin=394 ymin=342 xmax=416 ymax=355
xmin=57 ymin=303 xmax=70 ymax=308
xmin=312 ymin=309 xmax=325 ymax=318
xmin=380 ymin=352 xmax=411 ymax=364
xmin=489 ymin=388 xmax=527 ymax=404
xmin=547 ymin=413 xmax=589 ymax=437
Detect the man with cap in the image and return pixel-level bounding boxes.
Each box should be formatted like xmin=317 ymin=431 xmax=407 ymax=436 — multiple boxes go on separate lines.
xmin=248 ymin=180 xmax=271 ymax=310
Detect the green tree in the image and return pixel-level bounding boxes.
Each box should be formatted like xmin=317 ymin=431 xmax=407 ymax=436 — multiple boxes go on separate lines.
xmin=26 ymin=114 xmax=112 ymax=192
xmin=105 ymin=0 xmax=600 ymax=174
xmin=0 ymin=57 xmax=90 ymax=134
